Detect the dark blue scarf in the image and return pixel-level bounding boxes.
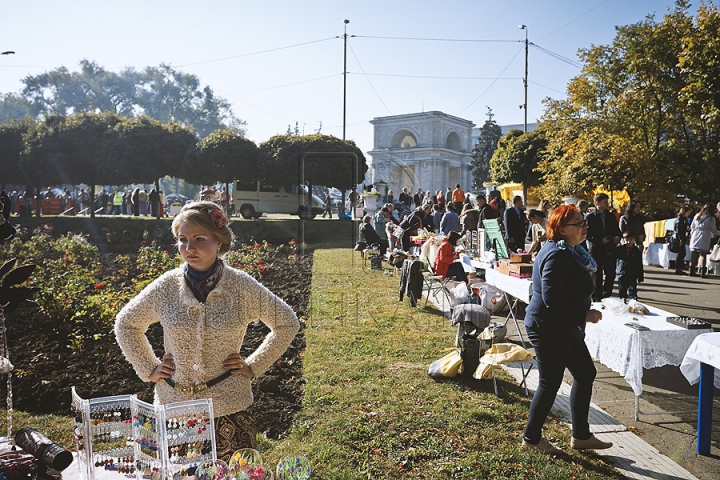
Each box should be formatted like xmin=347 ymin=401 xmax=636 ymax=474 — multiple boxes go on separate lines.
xmin=182 ymin=259 xmax=224 ymax=303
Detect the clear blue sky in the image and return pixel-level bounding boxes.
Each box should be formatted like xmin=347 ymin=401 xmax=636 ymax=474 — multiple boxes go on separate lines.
xmin=0 ymin=0 xmax=705 ymax=155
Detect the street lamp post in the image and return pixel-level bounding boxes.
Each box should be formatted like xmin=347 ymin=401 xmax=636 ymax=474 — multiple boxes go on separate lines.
xmin=519 ymin=25 xmax=528 ymax=134
xmin=343 ymin=19 xmax=349 ymax=141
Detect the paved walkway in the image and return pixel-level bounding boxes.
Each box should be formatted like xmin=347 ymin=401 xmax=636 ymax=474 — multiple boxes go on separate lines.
xmin=425 ymin=265 xmax=720 ymax=479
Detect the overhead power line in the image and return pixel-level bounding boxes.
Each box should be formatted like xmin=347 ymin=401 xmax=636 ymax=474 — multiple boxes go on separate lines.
xmin=456 ymin=46 xmax=524 ymax=115
xmin=351 ymin=73 xmax=522 ymax=81
xmin=175 ymin=37 xmax=337 ymax=67
xmin=354 ymin=35 xmax=518 ymax=43
xmin=347 ymin=39 xmax=393 ymax=115
xmin=530 ymin=43 xmax=583 ymax=68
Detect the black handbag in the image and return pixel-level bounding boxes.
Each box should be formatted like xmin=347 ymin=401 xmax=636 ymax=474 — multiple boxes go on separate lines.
xmin=668 ymin=236 xmax=681 ymax=253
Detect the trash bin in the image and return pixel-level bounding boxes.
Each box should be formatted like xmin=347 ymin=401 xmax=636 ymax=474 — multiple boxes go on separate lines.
xmin=19 ymin=204 xmax=31 ymax=217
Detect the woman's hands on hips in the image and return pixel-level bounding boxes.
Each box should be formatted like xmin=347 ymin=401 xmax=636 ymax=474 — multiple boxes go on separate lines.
xmin=149 ymin=353 xmax=175 ymax=383
xmin=223 ymin=353 xmax=255 ymax=378
xmin=585 ymin=309 xmax=602 ymax=324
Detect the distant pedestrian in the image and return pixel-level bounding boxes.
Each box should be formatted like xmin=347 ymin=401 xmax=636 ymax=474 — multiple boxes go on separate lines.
xmin=689 ymin=203 xmax=720 ymax=278
xmin=673 ymin=206 xmax=693 ymax=274
xmin=615 ymin=232 xmax=644 ymax=300
xmin=413 ymin=189 xmax=424 ymax=208
xmin=440 ymin=203 xmax=460 ymax=235
xmin=348 ymin=187 xmax=359 ymax=219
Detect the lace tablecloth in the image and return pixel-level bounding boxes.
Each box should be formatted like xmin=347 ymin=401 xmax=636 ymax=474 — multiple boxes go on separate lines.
xmin=680 ymin=332 xmax=720 ymax=389
xmin=584 ymin=300 xmax=712 ymax=395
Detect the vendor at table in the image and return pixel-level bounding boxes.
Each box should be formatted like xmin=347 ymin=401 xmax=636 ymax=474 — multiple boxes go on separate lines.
xmin=432 ymin=230 xmax=468 ymax=283
xmin=521 ymin=205 xmax=613 ymax=455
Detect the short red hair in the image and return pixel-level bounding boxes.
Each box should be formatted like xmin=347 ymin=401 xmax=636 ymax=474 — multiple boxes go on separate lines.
xmin=546 ymin=204 xmax=579 ymax=242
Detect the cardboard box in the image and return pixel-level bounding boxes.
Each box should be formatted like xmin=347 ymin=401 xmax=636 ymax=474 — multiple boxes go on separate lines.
xmin=509 ymin=253 xmax=532 ymax=263
xmin=497 ymin=260 xmax=511 ymax=275
xmin=508 ymin=262 xmax=533 ymax=277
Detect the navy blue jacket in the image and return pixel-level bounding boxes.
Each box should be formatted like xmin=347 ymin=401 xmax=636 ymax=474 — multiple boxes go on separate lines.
xmin=524 ymin=240 xmax=595 ymax=335
xmin=615 ymin=244 xmax=644 ymax=282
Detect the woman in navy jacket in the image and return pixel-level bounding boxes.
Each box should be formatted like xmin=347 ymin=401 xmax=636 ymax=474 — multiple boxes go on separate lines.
xmin=521 ymin=205 xmax=612 ymax=454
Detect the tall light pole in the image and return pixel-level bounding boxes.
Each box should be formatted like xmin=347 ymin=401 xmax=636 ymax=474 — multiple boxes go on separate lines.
xmin=519 ymin=25 xmax=528 ymax=133
xmin=343 ymin=19 xmax=349 ymax=141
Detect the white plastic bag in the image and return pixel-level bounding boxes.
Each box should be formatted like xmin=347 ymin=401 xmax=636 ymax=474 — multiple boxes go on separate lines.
xmin=451 ymin=283 xmax=470 ymax=304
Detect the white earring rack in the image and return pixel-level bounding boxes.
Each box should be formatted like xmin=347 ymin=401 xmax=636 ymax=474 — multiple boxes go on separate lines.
xmin=71 ymin=387 xmax=216 ymax=480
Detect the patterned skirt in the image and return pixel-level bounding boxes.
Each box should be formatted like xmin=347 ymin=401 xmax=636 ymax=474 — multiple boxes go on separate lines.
xmin=213 ymin=408 xmax=257 ymax=462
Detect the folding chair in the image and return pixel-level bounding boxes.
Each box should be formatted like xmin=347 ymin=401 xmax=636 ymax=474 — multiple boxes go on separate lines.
xmin=418 ymin=235 xmax=455 ymax=309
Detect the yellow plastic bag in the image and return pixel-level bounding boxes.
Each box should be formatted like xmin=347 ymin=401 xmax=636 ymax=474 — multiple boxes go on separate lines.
xmin=473 ymin=343 xmax=534 ymax=380
xmin=428 ymin=348 xmax=463 ymax=379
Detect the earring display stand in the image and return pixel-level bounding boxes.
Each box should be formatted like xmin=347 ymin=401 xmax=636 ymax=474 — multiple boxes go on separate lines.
xmin=71 ymin=387 xmax=216 ymax=480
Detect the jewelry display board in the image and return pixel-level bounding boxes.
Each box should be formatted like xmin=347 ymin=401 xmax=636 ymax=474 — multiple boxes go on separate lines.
xmin=71 ymin=388 xmax=216 ymax=480
xmin=482 ymin=219 xmax=509 ymax=259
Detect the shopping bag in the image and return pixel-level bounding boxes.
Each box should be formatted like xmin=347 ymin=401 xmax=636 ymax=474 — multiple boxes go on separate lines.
xmin=428 ymin=348 xmax=463 ymax=379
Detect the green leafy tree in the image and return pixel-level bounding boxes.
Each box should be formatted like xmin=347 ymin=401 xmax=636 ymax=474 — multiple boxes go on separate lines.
xmin=22 ymin=112 xmax=124 ymax=218
xmin=1 ymin=60 xmax=243 ymax=138
xmin=258 ymin=134 xmax=367 ymax=218
xmin=471 ymin=107 xmax=503 ymax=191
xmin=108 ymin=116 xmax=197 ymax=218
xmin=191 ymin=130 xmax=259 ymax=214
xmin=20 ymin=60 xmax=139 ymax=118
xmin=490 ymin=129 xmax=547 ymax=202
xmin=0 ymin=120 xmax=33 ymax=189
xmin=0 ymin=93 xmax=37 ymax=123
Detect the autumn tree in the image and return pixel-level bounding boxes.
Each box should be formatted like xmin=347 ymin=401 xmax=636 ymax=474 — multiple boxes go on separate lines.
xmin=536 ymin=1 xmax=708 ymax=215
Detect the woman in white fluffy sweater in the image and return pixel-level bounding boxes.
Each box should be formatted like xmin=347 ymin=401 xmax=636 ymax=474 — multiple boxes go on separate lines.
xmin=115 ymin=201 xmax=299 ymax=459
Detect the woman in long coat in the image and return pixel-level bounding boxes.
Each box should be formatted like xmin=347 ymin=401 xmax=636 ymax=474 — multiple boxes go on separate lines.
xmin=689 ymin=204 xmax=720 ymax=277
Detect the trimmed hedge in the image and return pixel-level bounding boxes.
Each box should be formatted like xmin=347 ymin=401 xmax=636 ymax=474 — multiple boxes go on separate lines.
xmin=9 ymin=215 xmax=357 ymax=252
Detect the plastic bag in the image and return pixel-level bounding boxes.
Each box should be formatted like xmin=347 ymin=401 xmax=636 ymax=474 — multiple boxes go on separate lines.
xmin=428 ymin=348 xmax=463 ymax=379
xmin=451 ymin=283 xmax=470 ymax=304
xmin=475 ymin=284 xmax=508 ymax=313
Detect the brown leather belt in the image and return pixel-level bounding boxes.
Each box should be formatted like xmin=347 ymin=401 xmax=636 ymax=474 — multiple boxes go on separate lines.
xmin=164 ymin=371 xmax=232 ymax=395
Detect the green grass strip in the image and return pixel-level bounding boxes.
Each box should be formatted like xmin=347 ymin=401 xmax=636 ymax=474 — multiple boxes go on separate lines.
xmin=261 ymin=248 xmax=622 ymax=479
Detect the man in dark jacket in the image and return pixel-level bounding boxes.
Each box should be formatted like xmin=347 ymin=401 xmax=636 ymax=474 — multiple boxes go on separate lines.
xmin=503 ymin=196 xmax=528 ymax=253
xmin=585 ymin=193 xmax=621 ymax=300
xmin=398 ymin=188 xmax=412 ymax=209
xmin=413 ymin=188 xmax=424 ymax=208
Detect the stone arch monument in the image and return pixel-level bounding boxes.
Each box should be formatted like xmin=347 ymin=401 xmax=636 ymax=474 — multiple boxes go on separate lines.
xmin=367 ymin=111 xmax=475 ymax=197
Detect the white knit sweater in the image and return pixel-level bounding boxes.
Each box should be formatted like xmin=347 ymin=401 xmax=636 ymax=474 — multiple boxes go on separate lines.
xmin=114 ymin=265 xmax=299 ymax=417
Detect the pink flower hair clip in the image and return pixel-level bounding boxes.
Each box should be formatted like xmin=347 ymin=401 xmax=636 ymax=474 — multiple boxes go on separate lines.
xmin=209 ymin=209 xmax=228 ymax=228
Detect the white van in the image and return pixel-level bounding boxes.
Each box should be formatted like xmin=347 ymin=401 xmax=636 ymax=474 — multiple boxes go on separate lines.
xmin=232 ymin=180 xmax=326 ymax=220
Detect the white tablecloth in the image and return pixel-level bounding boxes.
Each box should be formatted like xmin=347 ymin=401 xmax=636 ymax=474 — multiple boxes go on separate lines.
xmin=643 ymin=243 xmax=662 ymax=266
xmin=584 ymin=299 xmax=712 ymax=395
xmin=483 ymin=266 xmax=533 ymax=304
xmin=680 ymin=332 xmax=720 ymax=389
xmin=657 ymin=243 xmax=678 ymax=269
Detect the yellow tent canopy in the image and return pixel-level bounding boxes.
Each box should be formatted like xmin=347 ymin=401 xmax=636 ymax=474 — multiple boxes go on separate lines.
xmin=496 ymin=183 xmax=541 ymax=206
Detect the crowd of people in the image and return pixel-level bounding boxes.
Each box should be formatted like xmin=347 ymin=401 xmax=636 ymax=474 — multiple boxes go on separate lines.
xmin=5 ymin=186 xmax=171 ymax=216
xmin=362 ymin=183 xmax=720 ymax=301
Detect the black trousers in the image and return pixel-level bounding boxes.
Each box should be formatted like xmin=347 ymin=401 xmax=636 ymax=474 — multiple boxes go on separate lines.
xmin=617 ymin=275 xmax=638 ymax=300
xmin=592 ymin=254 xmax=615 ymax=300
xmin=675 ymin=244 xmax=686 ymax=270
xmin=523 ymin=325 xmax=596 ymax=444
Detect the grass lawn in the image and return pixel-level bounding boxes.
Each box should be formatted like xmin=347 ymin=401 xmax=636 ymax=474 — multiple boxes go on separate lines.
xmin=257 ymin=248 xmax=622 ymax=479
xmin=3 ymin=247 xmax=622 ymax=478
